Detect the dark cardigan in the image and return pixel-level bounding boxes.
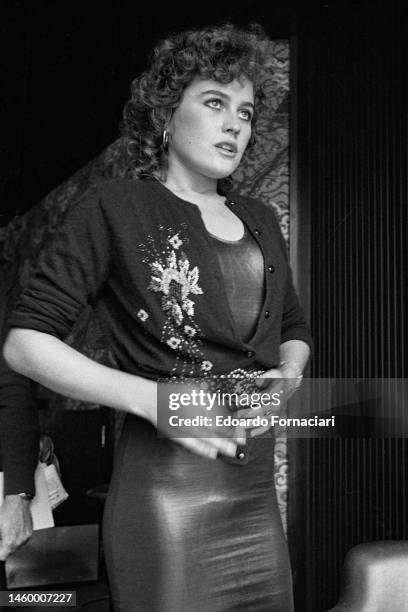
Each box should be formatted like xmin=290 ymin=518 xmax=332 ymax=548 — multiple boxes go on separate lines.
xmin=3 ymin=178 xmax=312 ymax=492
xmin=9 ymin=178 xmax=312 ymax=380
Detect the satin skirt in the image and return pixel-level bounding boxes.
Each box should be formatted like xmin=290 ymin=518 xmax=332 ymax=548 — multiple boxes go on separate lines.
xmin=103 ymin=415 xmax=294 ymax=612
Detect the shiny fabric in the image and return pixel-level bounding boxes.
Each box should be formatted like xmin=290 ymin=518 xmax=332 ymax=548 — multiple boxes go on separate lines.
xmin=211 ymin=227 xmax=265 ymax=344
xmin=103 ymin=415 xmax=294 ymax=612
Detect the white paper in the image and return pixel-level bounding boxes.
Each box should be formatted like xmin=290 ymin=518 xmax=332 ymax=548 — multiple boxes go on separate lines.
xmin=43 ymin=463 xmax=69 ymax=510
xmin=30 ymin=463 xmax=55 ymax=530
xmin=0 ymin=463 xmax=55 ymax=530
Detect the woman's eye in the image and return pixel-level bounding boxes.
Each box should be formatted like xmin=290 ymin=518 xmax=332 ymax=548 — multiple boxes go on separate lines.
xmin=206 ymin=98 xmax=223 ymax=109
xmin=238 ymin=109 xmax=253 ymax=122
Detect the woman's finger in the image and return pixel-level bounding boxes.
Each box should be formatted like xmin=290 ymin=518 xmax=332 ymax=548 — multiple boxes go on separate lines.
xmin=174 ymin=437 xmax=218 ymax=459
xmin=249 ymin=425 xmax=271 ymax=438
xmin=173 ymin=435 xmax=237 ymax=459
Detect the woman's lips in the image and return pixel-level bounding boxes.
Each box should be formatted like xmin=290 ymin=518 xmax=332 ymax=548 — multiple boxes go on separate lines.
xmin=214 ymin=142 xmax=238 ymax=157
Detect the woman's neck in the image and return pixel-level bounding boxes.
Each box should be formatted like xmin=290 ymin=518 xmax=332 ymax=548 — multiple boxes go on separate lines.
xmin=160 ymin=179 xmax=226 ymax=211
xmin=162 ymin=161 xmax=219 ymax=200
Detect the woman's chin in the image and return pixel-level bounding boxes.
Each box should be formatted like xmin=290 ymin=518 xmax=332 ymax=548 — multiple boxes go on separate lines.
xmin=204 ymin=161 xmax=241 ymax=181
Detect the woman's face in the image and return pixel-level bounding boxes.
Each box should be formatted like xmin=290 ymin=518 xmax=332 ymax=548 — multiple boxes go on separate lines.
xmin=167 ymin=75 xmax=254 ymax=184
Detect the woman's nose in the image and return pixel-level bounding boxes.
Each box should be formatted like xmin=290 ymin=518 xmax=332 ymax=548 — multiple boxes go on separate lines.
xmin=222 ymin=118 xmax=241 ymax=137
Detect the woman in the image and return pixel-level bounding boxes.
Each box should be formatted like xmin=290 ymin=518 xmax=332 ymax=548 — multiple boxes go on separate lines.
xmin=3 ymin=24 xmax=311 ymax=611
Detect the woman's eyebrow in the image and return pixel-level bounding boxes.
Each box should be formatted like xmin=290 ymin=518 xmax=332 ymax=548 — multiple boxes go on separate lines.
xmin=200 ymin=89 xmax=254 ymax=108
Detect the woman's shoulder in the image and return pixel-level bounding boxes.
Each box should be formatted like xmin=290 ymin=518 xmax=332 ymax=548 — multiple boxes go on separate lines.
xmin=79 ymin=177 xmax=155 ymax=201
xmin=67 ymin=177 xmax=158 ymax=218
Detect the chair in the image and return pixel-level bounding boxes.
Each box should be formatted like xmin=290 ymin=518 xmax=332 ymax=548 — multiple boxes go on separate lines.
xmin=4 ymin=524 xmax=111 ymax=611
xmin=327 ymin=541 xmax=408 ymax=612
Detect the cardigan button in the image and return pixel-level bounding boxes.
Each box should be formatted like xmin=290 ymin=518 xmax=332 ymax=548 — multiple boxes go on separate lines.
xmin=268 ymin=265 xmax=275 ymax=273
xmin=246 ymin=350 xmax=255 ymax=358
xmin=229 ymin=201 xmax=236 ymax=206
xmin=237 ymin=451 xmax=246 ymax=460
xmin=264 ymin=310 xmax=270 ymax=318
xmin=254 ymin=229 xmax=261 ymax=236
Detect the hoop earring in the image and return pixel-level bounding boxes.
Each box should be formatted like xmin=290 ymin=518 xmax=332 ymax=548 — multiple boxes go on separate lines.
xmin=162 ymin=129 xmax=169 ymax=151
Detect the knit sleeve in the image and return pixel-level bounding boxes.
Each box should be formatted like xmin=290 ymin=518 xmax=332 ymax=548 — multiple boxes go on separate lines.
xmin=280 ymin=267 xmax=314 ymax=352
xmin=0 ymin=360 xmax=39 ymax=497
xmin=272 ymin=215 xmax=314 ymax=353
xmin=8 ymin=187 xmax=112 ymax=340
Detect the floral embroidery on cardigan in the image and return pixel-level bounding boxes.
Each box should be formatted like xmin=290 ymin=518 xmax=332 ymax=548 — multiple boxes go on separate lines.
xmin=167 ymin=336 xmax=181 ymax=350
xmin=140 ymin=223 xmax=212 ymax=376
xmin=148 ymin=249 xmax=203 ymax=325
xmin=201 ymin=360 xmax=213 ymax=372
xmin=183 ymin=325 xmax=196 ymax=338
xmin=137 ymin=308 xmax=149 ymax=322
xmin=168 ymin=233 xmax=182 ymax=250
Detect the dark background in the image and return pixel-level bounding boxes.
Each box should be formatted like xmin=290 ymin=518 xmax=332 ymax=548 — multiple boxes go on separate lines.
xmin=0 ymin=0 xmax=295 ymax=226
xmin=2 ymin=1 xmax=407 ymax=610
xmin=290 ymin=1 xmax=407 ymax=610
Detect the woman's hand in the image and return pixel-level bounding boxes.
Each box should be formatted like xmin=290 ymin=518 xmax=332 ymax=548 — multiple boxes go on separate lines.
xmin=0 ymin=495 xmax=33 ymax=561
xmin=151 ymin=380 xmax=246 ymax=460
xmin=237 ymin=340 xmax=310 ymax=439
xmin=236 ymin=364 xmax=302 ymax=438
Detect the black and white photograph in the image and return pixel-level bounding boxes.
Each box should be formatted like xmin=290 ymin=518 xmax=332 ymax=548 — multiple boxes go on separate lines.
xmin=0 ymin=1 xmax=407 ymax=610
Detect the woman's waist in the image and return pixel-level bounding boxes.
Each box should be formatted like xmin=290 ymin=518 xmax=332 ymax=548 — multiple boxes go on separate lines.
xmin=119 ymin=412 xmax=275 ymax=470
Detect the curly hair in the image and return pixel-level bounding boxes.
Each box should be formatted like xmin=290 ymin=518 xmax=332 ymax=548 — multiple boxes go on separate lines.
xmin=121 ymin=23 xmax=273 ymax=181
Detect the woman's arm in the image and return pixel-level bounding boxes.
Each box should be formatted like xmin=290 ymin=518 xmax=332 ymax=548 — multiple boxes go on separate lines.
xmin=2 ymin=328 xmax=239 ymax=459
xmin=279 ymin=338 xmax=311 ymax=381
xmin=3 ymin=328 xmax=153 ymax=416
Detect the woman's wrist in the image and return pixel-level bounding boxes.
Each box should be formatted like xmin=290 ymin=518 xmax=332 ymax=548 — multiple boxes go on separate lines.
xmin=122 ymin=374 xmax=158 ymax=421
xmin=279 ymin=360 xmax=303 ymax=389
